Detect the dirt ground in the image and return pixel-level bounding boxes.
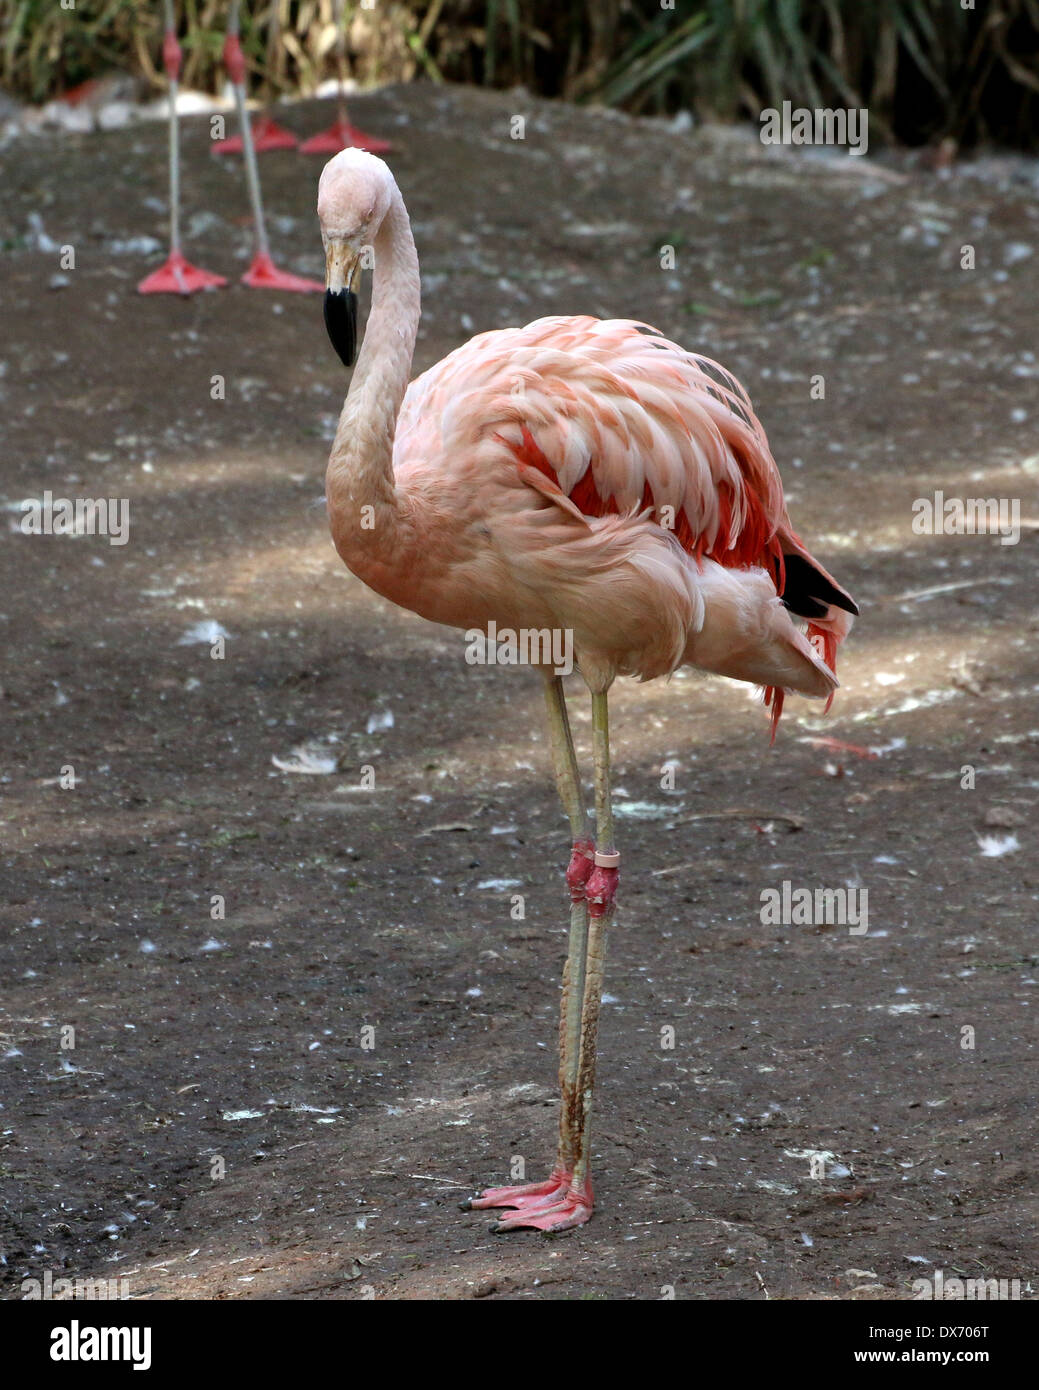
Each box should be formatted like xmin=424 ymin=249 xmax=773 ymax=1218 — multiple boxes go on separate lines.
xmin=1 ymin=83 xmax=1037 ymax=1301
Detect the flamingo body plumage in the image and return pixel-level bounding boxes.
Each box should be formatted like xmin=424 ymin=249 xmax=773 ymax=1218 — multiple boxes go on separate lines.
xmin=317 ymin=149 xmax=857 ymax=1232
xmin=332 ymin=311 xmax=854 ymax=707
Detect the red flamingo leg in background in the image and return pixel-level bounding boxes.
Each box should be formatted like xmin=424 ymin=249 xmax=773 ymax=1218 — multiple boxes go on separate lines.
xmin=212 ymin=0 xmax=297 ymax=153
xmin=300 ymin=0 xmax=391 ymax=155
xmin=220 ymin=1 xmax=322 ymax=292
xmin=138 ymin=0 xmax=227 ymax=295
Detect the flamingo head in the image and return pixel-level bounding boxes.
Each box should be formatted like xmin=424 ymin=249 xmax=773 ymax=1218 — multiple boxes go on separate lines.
xmin=317 ymin=149 xmax=393 ymax=368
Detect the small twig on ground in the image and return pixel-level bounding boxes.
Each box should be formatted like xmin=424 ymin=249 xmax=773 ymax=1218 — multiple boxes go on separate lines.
xmin=666 ymin=809 xmax=805 ymax=831
xmin=884 ymin=576 xmax=1011 ymax=603
xmin=370 ymin=1171 xmax=470 ymax=1188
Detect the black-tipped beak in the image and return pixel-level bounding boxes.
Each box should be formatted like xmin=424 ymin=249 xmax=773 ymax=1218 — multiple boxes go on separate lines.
xmin=324 ymin=287 xmax=357 ymax=368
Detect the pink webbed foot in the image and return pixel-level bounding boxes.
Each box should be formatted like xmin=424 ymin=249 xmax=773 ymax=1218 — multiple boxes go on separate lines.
xmin=240 ymin=252 xmax=324 ymax=293
xmin=491 ymin=1177 xmax=594 ymax=1234
xmin=462 ymin=1169 xmax=569 ymax=1212
xmin=299 ymin=120 xmax=392 ymax=155
xmin=137 ymin=251 xmax=227 ymax=296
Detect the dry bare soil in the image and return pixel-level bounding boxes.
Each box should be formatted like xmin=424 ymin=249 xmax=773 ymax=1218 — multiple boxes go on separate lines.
xmin=1 ymin=84 xmax=1037 ymax=1300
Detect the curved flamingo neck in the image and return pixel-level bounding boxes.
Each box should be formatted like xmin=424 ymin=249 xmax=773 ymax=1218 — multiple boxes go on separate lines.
xmin=327 ymin=181 xmax=420 ymax=526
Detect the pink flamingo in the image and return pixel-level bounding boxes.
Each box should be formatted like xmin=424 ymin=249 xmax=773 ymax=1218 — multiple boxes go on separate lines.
xmin=317 ymin=150 xmax=857 ymax=1232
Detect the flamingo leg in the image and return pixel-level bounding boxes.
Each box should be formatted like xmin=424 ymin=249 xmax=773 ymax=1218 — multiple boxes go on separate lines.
xmin=464 ymin=674 xmax=595 ymax=1222
xmin=570 ymin=689 xmax=619 ymax=1195
xmin=475 ymin=684 xmax=619 ymax=1234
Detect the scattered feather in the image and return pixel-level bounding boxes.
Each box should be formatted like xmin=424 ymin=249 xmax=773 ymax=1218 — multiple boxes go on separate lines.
xmin=178 ymin=620 xmax=230 ymax=646
xmin=272 ymin=743 xmax=338 ymax=775
xmin=977 ymin=834 xmax=1020 ymax=858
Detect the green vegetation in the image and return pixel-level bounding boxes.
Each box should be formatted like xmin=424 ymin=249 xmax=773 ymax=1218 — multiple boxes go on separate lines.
xmin=2 ymin=1 xmax=1037 ymax=149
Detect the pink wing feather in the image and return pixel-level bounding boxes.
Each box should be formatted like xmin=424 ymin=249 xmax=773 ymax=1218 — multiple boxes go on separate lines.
xmin=395 ymin=316 xmax=855 ymax=729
